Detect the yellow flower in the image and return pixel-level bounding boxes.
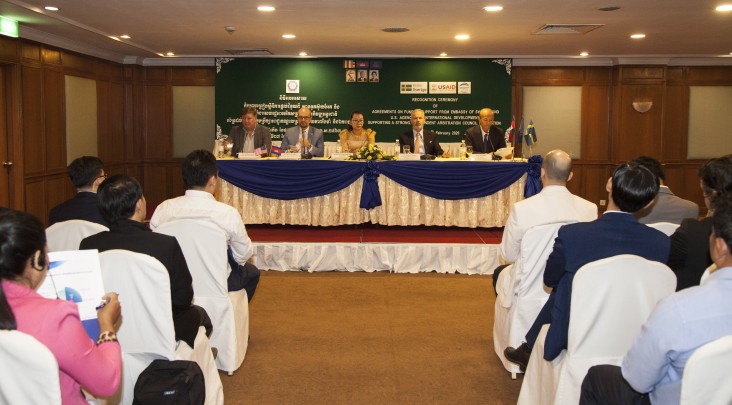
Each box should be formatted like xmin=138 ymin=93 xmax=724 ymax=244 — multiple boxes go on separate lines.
xmin=368 ymin=144 xmax=374 ymax=151
xmin=377 ymin=154 xmax=383 ymax=159
xmin=367 ymin=155 xmax=373 ymax=160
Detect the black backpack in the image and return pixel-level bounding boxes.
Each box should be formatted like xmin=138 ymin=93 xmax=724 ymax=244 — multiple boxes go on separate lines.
xmin=133 ymin=359 xmax=205 ymax=405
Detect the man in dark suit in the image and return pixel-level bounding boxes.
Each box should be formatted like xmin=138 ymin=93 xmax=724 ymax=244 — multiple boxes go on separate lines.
xmin=48 ymin=156 xmax=108 ymax=227
xmin=463 ymin=108 xmax=506 ymax=154
xmin=80 ymin=174 xmax=212 ymax=348
xmin=399 ymin=109 xmax=446 ymax=156
xmin=229 ymin=106 xmax=272 ymax=154
xmin=504 ymin=161 xmax=671 ymax=370
xmin=281 ymin=107 xmax=324 ymax=157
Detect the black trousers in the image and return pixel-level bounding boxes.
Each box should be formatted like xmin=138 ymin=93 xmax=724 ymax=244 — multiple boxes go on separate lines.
xmin=580 ymin=365 xmax=651 ymax=405
xmin=173 ymin=304 xmax=213 ymax=348
xmin=492 ymin=264 xmax=511 ymax=296
xmin=227 ymin=248 xmax=260 ymax=302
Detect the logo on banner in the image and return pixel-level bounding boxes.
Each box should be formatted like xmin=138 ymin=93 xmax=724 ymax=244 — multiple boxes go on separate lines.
xmin=458 ymin=82 xmax=472 ymax=94
xmin=400 ymin=82 xmax=428 ymax=94
xmin=429 ymin=82 xmax=457 ymax=94
xmin=285 ymin=80 xmax=299 ymax=93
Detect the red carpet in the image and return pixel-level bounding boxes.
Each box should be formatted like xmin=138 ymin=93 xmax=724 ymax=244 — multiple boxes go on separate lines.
xmin=247 ymin=224 xmax=503 ymax=244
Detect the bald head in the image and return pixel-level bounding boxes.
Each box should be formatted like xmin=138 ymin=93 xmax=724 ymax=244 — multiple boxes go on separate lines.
xmin=543 ymin=149 xmax=573 ymax=184
xmin=478 ymin=108 xmax=495 ymax=132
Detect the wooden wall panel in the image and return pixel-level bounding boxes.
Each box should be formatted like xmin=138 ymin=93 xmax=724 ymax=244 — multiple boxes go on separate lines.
xmin=41 ymin=48 xmax=61 ymax=65
xmin=108 ymin=82 xmax=126 ymax=164
xmin=145 ymin=67 xmax=168 ymax=83
xmin=143 ymin=84 xmax=170 ymax=159
xmin=21 ymin=65 xmax=44 ymax=174
xmin=97 ymin=80 xmax=111 ymax=161
xmin=24 ymin=180 xmax=46 ymax=222
xmin=662 ymin=85 xmax=688 ymax=161
xmin=20 ymin=42 xmax=40 ymax=62
xmin=582 ymin=84 xmax=611 ymax=161
xmin=46 ymin=175 xmax=70 ymax=219
xmin=615 ymin=84 xmax=665 ymax=161
xmin=0 ymin=36 xmax=18 ymax=61
xmin=171 ymin=68 xmax=215 ymax=85
xmin=61 ymin=51 xmax=96 ymax=77
xmin=43 ymin=68 xmax=66 ymax=170
xmin=142 ymin=165 xmax=168 ymax=206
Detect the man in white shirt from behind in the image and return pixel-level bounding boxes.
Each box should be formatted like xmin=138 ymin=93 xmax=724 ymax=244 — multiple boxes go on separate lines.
xmin=150 ymin=149 xmax=259 ymax=301
xmin=493 ymin=149 xmax=598 ymax=296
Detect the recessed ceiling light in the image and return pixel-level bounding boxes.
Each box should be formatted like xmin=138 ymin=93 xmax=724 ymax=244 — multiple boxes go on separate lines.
xmin=282 ymin=34 xmax=296 ymax=39
xmin=165 ymin=52 xmax=175 ymax=57
xmin=299 ymin=51 xmax=307 ymax=56
xmin=483 ymin=5 xmax=503 ymax=12
xmin=257 ymin=5 xmax=275 ymax=11
xmin=440 ymin=52 xmax=448 ymax=57
xmin=455 ymin=34 xmax=470 ymax=40
xmin=716 ymin=4 xmax=732 ymax=11
xmin=120 ymin=34 xmax=131 ymax=39
xmin=580 ymin=52 xmax=589 ymax=56
xmin=44 ymin=6 xmax=59 ymax=11
xmin=630 ymin=33 xmax=646 ymax=39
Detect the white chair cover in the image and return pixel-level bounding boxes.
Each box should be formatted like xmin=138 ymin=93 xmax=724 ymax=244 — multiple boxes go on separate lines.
xmin=0 ymin=330 xmax=61 ymax=404
xmin=646 ymin=221 xmax=680 ymax=236
xmin=46 ymin=219 xmax=108 ymax=252
xmin=493 ymin=222 xmax=568 ymax=375
xmin=680 ymin=335 xmax=732 ymax=405
xmin=155 ymin=219 xmax=249 ymax=374
xmin=98 ymin=250 xmax=223 ymax=405
xmin=518 ymin=254 xmax=676 ymax=405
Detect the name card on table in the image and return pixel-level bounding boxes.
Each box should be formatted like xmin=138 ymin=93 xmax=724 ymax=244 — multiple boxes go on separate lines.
xmin=279 ymin=153 xmax=301 ymax=160
xmin=469 ymin=153 xmax=494 ymax=161
xmin=399 ymin=154 xmax=421 ymax=161
xmin=237 ymin=153 xmax=260 ymax=160
xmin=330 ymin=153 xmax=353 ymax=160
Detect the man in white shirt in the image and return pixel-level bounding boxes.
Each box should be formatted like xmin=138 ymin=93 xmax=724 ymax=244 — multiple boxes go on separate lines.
xmin=280 ymin=107 xmax=324 ymax=157
xmin=580 ymin=194 xmax=732 ymax=405
xmin=493 ymin=149 xmax=598 ymax=294
xmin=150 ymin=149 xmax=259 ymax=301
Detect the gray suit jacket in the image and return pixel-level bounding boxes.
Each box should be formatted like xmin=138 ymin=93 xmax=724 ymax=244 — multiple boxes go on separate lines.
xmin=229 ymin=124 xmax=272 ymax=154
xmin=636 ymin=186 xmax=699 ymax=225
xmin=280 ymin=126 xmax=325 ymax=157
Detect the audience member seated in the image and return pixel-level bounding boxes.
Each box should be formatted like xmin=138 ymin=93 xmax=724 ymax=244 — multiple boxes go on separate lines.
xmin=150 ymin=150 xmax=260 ymax=301
xmin=493 ymin=149 xmax=597 ymax=294
xmin=229 ymin=106 xmax=273 ymax=154
xmin=281 ymin=107 xmax=324 ymax=157
xmin=463 ymin=108 xmax=506 ymax=154
xmin=79 ymin=174 xmax=212 ymax=348
xmin=634 ymin=156 xmax=699 ymax=225
xmin=580 ymin=194 xmax=732 ymax=405
xmin=504 ymin=161 xmax=670 ymax=371
xmin=668 ymin=154 xmax=732 ymax=290
xmin=0 ymin=210 xmax=121 ymax=403
xmin=48 ymin=156 xmax=108 ymax=227
xmin=399 ymin=109 xmax=448 ymax=157
xmin=339 ymin=111 xmax=375 ymax=153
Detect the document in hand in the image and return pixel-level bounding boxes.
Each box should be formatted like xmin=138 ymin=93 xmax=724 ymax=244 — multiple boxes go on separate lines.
xmin=36 ymin=249 xmax=106 ymax=340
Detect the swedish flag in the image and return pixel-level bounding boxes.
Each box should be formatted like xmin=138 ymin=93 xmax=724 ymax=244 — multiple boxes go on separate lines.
xmin=526 ymin=120 xmax=538 ymax=146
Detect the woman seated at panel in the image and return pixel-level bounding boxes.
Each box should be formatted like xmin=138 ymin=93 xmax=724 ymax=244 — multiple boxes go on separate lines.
xmin=0 ymin=210 xmax=122 ymax=404
xmin=339 ymin=111 xmax=376 ymax=153
xmin=668 ymin=154 xmax=732 ymax=290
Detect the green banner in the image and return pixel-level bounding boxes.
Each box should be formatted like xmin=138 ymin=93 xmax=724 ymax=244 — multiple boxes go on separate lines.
xmin=215 ymin=58 xmax=512 ymax=143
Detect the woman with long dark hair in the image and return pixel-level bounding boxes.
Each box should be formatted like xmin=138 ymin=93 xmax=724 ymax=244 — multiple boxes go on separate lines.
xmin=0 ymin=210 xmax=122 ymax=404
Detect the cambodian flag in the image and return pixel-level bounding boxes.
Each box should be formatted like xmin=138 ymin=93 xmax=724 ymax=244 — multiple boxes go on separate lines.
xmin=270 ymin=145 xmax=283 ymax=157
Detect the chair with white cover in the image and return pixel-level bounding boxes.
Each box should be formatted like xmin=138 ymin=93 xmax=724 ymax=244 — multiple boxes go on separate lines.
xmin=493 ymin=222 xmax=568 ymax=378
xmin=155 ymin=219 xmax=249 ymax=375
xmin=46 ymin=219 xmax=108 ymax=252
xmin=0 ymin=330 xmax=61 ymax=404
xmin=680 ymin=335 xmax=732 ymax=405
xmin=517 ymin=254 xmax=676 ymax=405
xmin=646 ymin=221 xmax=680 ymax=236
xmin=98 ymin=250 xmax=223 ymax=405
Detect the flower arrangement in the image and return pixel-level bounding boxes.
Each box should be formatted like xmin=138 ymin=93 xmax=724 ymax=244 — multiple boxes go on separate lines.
xmin=348 ymin=143 xmax=395 ymax=161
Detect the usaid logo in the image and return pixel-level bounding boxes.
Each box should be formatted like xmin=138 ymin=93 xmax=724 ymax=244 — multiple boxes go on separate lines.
xmin=429 ymin=82 xmax=457 ymax=94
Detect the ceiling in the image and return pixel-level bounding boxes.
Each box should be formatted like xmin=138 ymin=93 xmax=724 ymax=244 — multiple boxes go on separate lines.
xmin=2 ymin=0 xmax=732 ymax=66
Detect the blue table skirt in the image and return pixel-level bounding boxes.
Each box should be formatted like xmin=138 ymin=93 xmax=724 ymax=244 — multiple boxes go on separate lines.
xmin=217 ymin=156 xmax=542 ymax=209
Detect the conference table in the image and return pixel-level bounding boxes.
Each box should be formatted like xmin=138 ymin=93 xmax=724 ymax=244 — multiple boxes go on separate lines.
xmin=216 ymin=157 xmax=541 ymax=228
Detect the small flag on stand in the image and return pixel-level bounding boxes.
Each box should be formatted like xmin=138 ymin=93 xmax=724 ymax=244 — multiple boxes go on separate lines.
xmin=526 ymin=120 xmax=538 ymax=146
xmin=270 ymin=145 xmax=283 ymax=156
xmin=506 ymin=116 xmax=516 ymax=143
xmin=516 ymin=118 xmax=524 ymax=145
xmin=254 ymin=146 xmax=267 ymax=156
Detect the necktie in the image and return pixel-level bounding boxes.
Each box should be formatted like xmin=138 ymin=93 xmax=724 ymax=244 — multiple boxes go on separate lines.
xmin=415 ymin=132 xmax=422 ymax=154
xmin=301 ymin=129 xmax=307 ymax=154
xmin=484 ymin=134 xmax=489 ymax=152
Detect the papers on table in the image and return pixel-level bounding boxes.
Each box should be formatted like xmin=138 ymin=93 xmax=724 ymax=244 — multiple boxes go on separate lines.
xmin=330 ymin=152 xmax=353 ymax=160
xmin=398 ymin=154 xmax=421 ymax=161
xmin=37 ymin=250 xmax=106 ymax=340
xmin=495 ymin=147 xmax=514 ymax=159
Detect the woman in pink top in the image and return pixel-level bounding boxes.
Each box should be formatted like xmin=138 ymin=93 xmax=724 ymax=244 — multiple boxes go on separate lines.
xmin=0 ymin=210 xmax=122 ymax=404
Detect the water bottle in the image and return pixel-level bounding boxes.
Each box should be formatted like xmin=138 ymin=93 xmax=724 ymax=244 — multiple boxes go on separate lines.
xmin=459 ymin=140 xmax=467 ymax=160
xmin=394 ymin=140 xmax=400 ymax=158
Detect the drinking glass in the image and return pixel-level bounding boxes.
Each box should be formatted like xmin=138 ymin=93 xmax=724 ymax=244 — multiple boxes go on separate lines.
xmin=403 ymin=145 xmax=411 ymax=154
xmin=466 ymin=146 xmax=473 ymax=158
